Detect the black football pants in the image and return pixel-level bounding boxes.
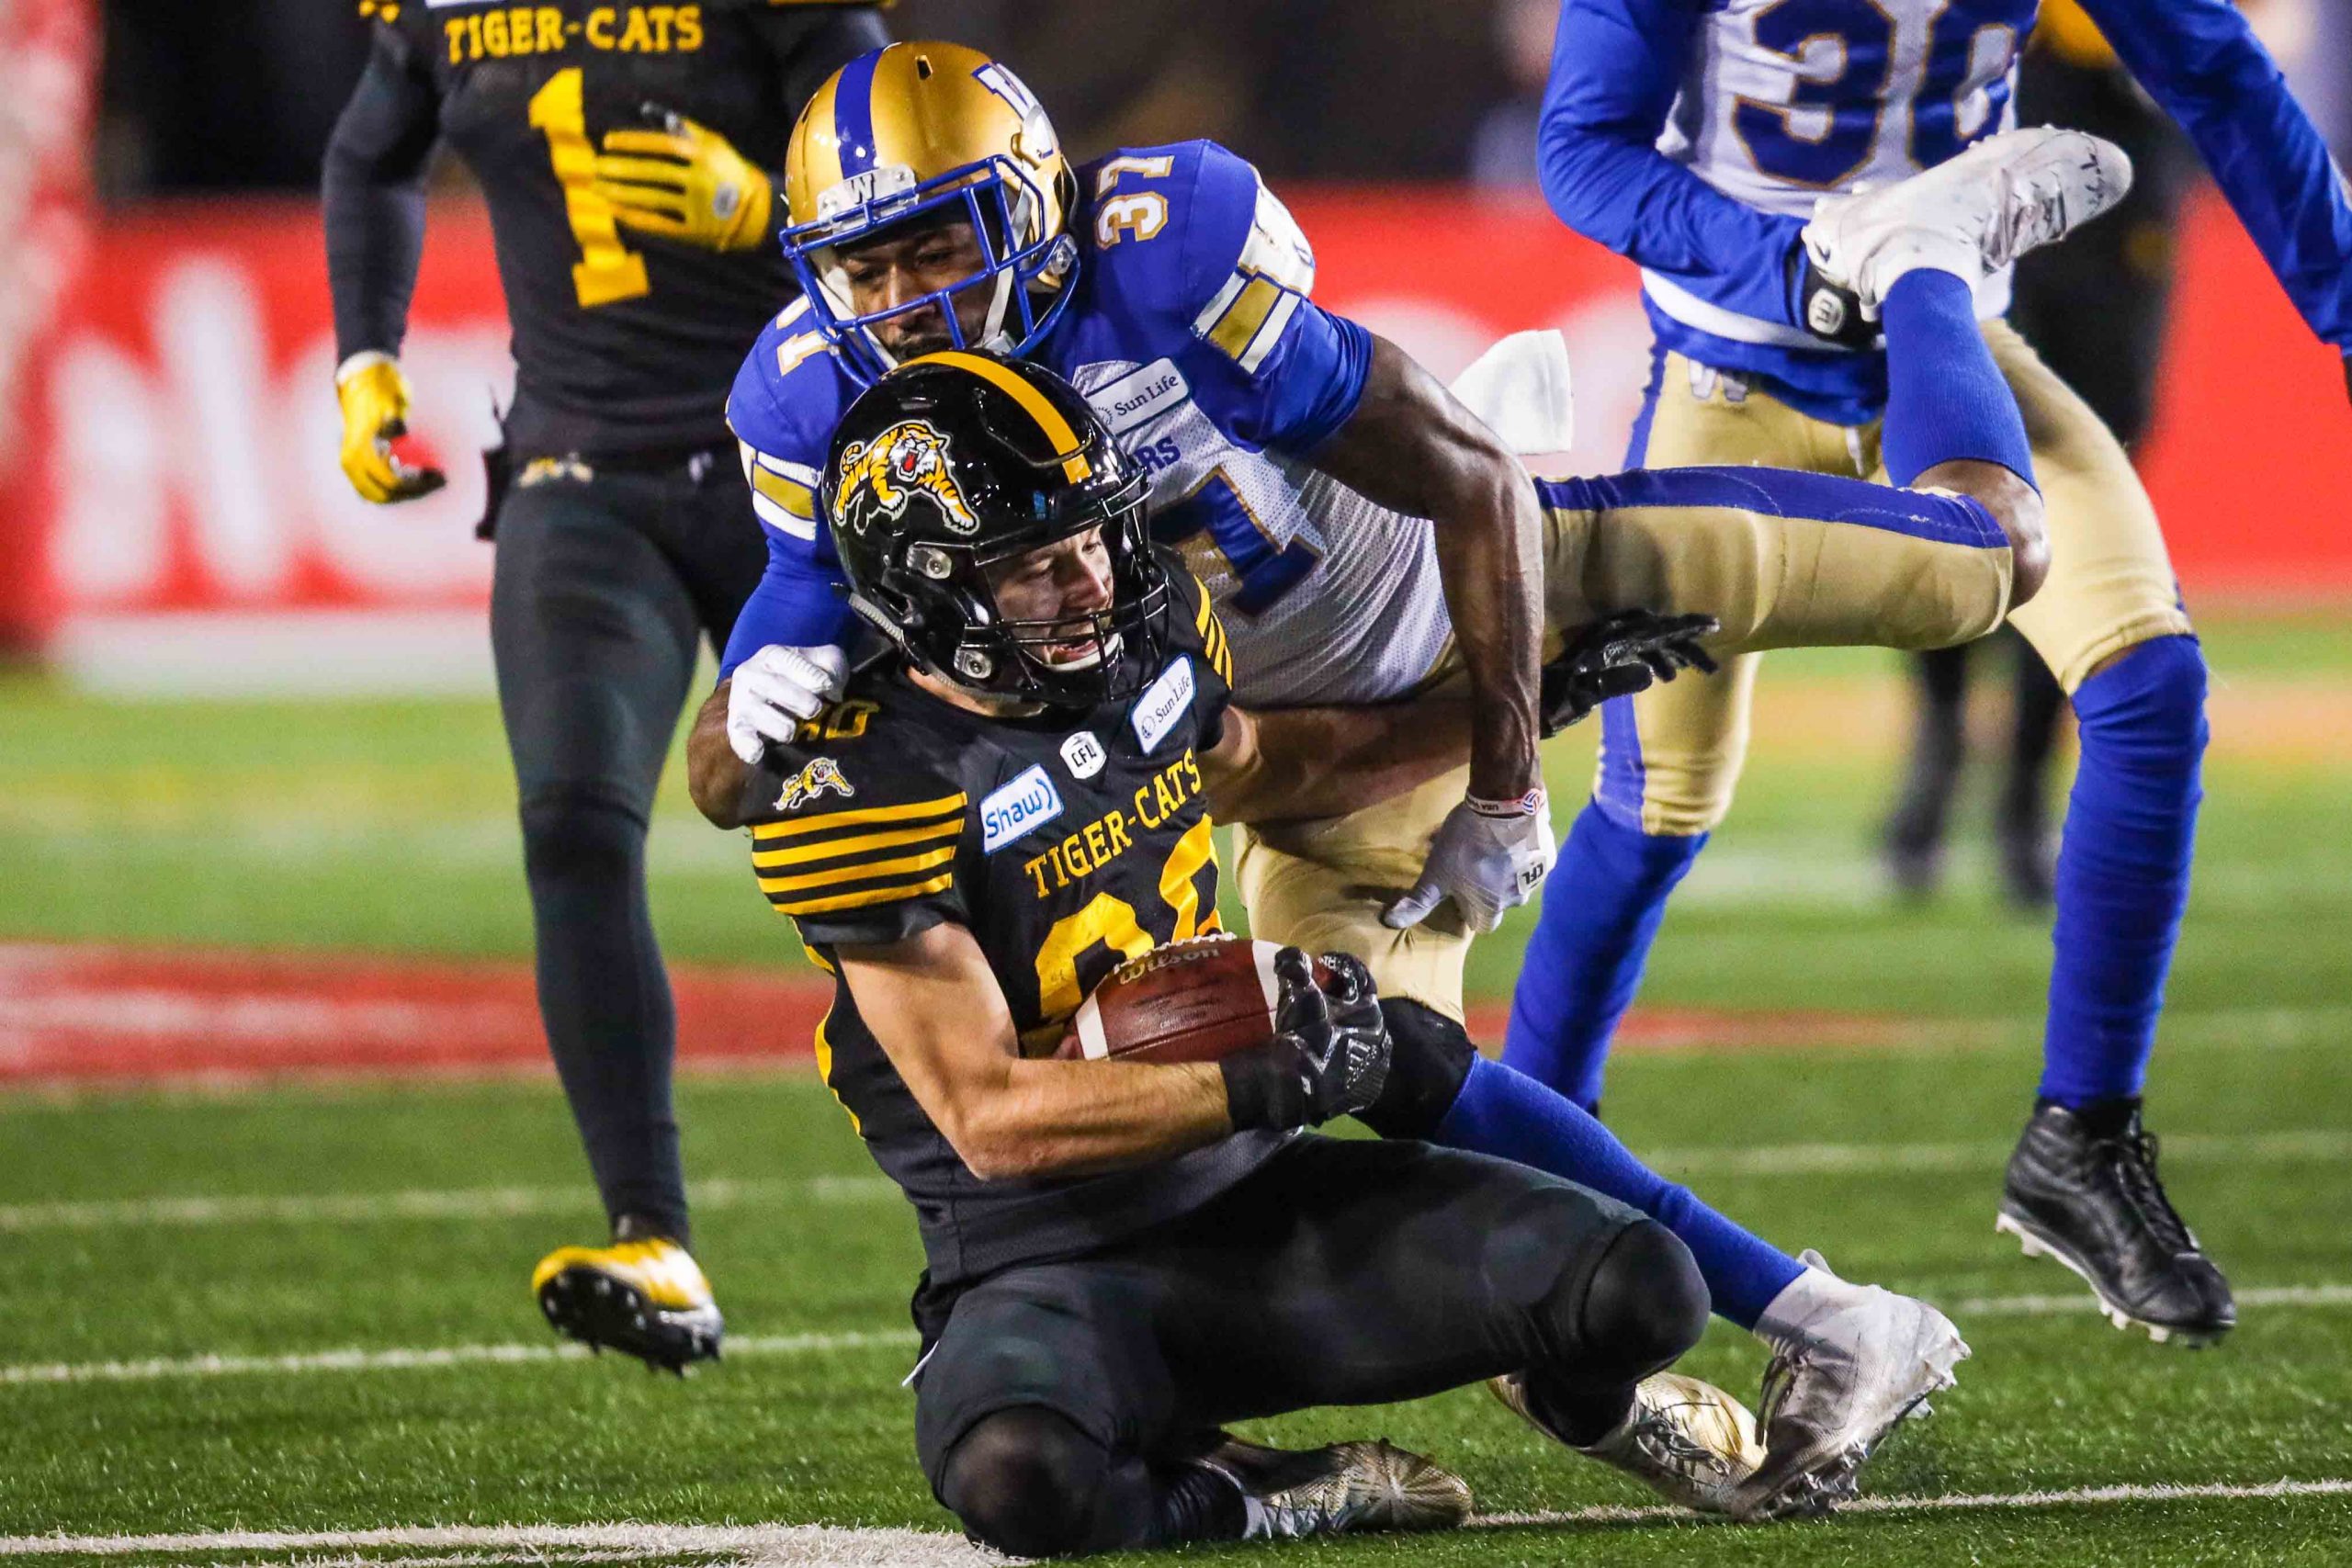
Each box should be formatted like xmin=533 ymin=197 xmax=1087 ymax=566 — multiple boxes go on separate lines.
xmin=916 ymin=1136 xmax=1708 ymax=1556
xmin=489 ymin=449 xmax=767 ymax=1241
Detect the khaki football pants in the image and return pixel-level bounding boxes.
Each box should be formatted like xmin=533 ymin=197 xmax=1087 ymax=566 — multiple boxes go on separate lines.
xmin=1236 ymin=333 xmax=2087 ymax=1020
xmin=1593 ymin=321 xmax=2190 ymax=840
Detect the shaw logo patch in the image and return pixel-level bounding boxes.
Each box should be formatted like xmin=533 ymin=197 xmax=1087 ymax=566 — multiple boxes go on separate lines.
xmin=1130 ymin=657 xmax=1196 ymax=754
xmin=1060 ymin=730 xmax=1107 ymax=781
xmin=1087 ymin=359 xmax=1191 ymax=436
xmin=832 ymin=421 xmax=979 ymax=536
xmin=775 ymin=757 xmax=854 ymax=812
xmin=981 ymin=764 xmax=1064 ymax=855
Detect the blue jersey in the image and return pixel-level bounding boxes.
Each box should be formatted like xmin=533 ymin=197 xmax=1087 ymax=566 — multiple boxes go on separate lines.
xmin=1538 ymin=0 xmax=2352 ymax=424
xmin=723 ymin=140 xmax=1462 ymax=706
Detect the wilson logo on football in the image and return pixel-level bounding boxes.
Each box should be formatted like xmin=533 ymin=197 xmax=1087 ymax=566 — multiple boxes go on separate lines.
xmin=775 ymin=756 xmax=854 ymax=812
xmin=831 ymin=421 xmax=980 ymax=536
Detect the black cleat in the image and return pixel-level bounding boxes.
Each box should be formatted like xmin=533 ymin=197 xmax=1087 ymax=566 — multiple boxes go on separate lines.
xmin=531 ymin=1235 xmax=724 ymax=1373
xmin=1997 ymin=1102 xmax=2234 ymax=1346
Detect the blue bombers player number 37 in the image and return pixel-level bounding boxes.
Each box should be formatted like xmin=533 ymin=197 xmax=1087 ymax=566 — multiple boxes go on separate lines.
xmin=684 ymin=28 xmax=2200 ymax=1502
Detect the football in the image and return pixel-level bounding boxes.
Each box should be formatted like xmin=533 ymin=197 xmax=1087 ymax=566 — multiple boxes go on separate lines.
xmin=1067 ymin=937 xmax=1327 ymax=1065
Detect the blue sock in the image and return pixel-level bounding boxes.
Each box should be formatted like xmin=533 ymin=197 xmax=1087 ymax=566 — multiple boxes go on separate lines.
xmin=2040 ymin=635 xmax=2208 ymax=1106
xmin=1435 ymin=1055 xmax=1804 ymax=1327
xmin=1503 ymin=803 xmax=1705 ymax=1109
xmin=1878 ymin=268 xmax=2036 ymax=490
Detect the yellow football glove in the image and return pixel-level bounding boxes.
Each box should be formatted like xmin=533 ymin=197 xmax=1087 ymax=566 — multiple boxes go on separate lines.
xmin=591 ymin=104 xmax=775 ymax=254
xmin=334 ymin=352 xmax=447 ymax=504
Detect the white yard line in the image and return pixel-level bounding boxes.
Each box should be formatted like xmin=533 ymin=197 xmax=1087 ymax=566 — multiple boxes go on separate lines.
xmin=5 ymin=1480 xmax=2347 ymax=1561
xmin=9 ymin=1283 xmax=2350 ymax=1389
xmin=1951 ymin=1282 xmax=2352 ymax=1317
xmin=0 ymin=1330 xmax=913 ymax=1387
xmin=0 ymin=1525 xmax=989 ymax=1565
xmin=1480 ymin=1476 xmax=2352 ymax=1529
xmin=0 ymin=1176 xmax=894 ymax=1234
xmin=6 ymin=1129 xmax=2342 ymax=1235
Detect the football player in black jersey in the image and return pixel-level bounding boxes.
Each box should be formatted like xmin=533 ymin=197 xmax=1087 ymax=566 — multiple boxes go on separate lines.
xmin=322 ymin=0 xmax=888 ymax=1369
xmin=702 ymin=354 xmax=1819 ymax=1553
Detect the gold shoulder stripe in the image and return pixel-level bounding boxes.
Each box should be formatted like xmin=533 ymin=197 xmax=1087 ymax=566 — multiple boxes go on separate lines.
xmin=1191 ymin=574 xmax=1216 ymax=637
xmin=758 ymin=843 xmax=956 ymax=896
xmin=752 ymin=793 xmax=966 ymax=840
xmin=906 ymin=351 xmax=1092 ymax=483
xmin=749 ymin=465 xmax=817 ymax=520
xmin=752 ymin=816 xmax=961 ymax=868
xmin=773 ymin=871 xmax=956 ymax=916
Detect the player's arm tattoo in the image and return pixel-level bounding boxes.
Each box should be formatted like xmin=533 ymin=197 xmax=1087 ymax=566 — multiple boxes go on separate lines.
xmin=1301 ymin=334 xmax=1544 ymax=801
xmin=688 ymin=682 xmax=751 ymax=829
xmin=838 ymin=924 xmax=1235 ymax=1180
xmin=1203 ymin=696 xmax=1474 ymax=827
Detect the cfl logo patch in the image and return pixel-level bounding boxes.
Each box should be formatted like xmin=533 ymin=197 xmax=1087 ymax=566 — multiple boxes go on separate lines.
xmin=1806 ymin=288 xmax=1850 ymax=338
xmin=775 ymin=757 xmax=854 ymax=812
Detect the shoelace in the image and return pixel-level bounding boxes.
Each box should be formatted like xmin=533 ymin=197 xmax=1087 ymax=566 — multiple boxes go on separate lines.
xmin=2104 ymin=1129 xmax=2198 ymax=1254
xmin=1630 ymin=1407 xmax=1729 ymax=1477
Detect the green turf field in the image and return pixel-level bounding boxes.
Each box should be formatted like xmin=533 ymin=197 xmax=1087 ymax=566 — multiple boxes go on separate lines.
xmin=4 ymin=615 xmax=2349 ymax=1564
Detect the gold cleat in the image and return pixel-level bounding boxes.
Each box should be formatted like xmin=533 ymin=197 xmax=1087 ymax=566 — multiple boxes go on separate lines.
xmin=530 ymin=1236 xmax=723 ymax=1373
xmin=1492 ymin=1370 xmax=1765 ymax=1516
xmin=1194 ymin=1435 xmax=1472 ymax=1540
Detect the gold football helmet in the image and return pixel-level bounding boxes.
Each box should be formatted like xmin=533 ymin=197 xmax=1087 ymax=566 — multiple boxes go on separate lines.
xmin=781 ymin=42 xmax=1078 ymax=384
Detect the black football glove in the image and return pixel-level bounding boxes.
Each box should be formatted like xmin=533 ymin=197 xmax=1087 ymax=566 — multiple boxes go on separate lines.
xmin=1788 ymin=242 xmax=1875 ymax=348
xmin=1541 ymin=611 xmax=1722 ymax=737
xmin=1221 ymin=949 xmax=1391 ymax=1131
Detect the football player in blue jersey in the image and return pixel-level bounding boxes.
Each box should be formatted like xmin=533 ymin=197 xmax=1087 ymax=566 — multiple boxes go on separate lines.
xmin=683 ymin=40 xmax=2162 ymax=1517
xmin=1521 ymin=0 xmax=2352 ymax=1350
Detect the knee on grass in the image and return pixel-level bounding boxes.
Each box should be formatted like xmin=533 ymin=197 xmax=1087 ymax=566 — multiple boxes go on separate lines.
xmin=938 ymin=1407 xmax=1109 ymax=1558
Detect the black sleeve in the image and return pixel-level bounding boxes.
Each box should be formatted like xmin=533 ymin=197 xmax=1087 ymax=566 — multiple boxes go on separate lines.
xmin=742 ymin=4 xmax=894 ymax=126
xmin=742 ymin=743 xmax=977 ymax=949
xmin=322 ymin=25 xmax=441 ymax=362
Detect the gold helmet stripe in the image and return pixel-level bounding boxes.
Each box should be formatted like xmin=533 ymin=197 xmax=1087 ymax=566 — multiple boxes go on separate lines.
xmin=908 ymin=351 xmax=1093 ymax=482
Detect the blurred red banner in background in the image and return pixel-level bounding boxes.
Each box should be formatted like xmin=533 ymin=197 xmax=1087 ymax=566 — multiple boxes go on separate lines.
xmin=11 ymin=185 xmax=2347 ymax=687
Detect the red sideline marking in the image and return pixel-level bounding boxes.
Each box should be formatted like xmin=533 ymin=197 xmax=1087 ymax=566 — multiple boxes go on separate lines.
xmin=1465 ymin=1003 xmax=1954 ymax=1052
xmin=0 ymin=943 xmax=1929 ymax=1086
xmin=0 ymin=943 xmax=826 ymax=1084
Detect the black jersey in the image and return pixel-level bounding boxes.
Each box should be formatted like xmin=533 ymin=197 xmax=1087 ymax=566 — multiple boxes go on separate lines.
xmin=736 ymin=570 xmax=1277 ymax=1285
xmin=354 ymin=0 xmax=882 ymax=455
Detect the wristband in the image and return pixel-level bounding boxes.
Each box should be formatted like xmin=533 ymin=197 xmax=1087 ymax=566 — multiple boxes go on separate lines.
xmin=1221 ymin=1043 xmax=1309 ymax=1132
xmin=1466 ymin=787 xmax=1546 ymax=818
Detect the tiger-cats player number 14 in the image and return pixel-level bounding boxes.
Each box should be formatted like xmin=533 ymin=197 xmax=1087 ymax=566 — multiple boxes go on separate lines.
xmin=322 ymin=0 xmax=888 ymax=1369
xmin=712 ymin=353 xmax=1804 ymax=1555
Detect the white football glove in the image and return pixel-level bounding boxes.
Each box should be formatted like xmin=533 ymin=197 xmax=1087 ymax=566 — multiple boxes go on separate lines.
xmin=1447 ymin=330 xmax=1576 ymax=457
xmin=726 ymin=644 xmax=849 ymax=765
xmin=1383 ymin=790 xmax=1557 ymax=934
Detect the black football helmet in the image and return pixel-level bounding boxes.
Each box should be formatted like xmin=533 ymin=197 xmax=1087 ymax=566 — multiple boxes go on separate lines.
xmin=820 ymin=349 xmax=1169 ymax=706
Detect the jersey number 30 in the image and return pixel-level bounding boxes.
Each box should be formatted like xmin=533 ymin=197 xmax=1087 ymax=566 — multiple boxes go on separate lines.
xmin=1736 ymin=0 xmax=2027 ymax=186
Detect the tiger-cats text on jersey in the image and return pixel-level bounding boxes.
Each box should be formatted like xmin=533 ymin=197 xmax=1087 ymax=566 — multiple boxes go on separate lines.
xmin=736 ymin=566 xmax=1285 ymax=1286
xmin=360 ymin=0 xmax=879 ymax=455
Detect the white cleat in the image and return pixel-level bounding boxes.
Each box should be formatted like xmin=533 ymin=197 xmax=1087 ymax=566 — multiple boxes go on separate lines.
xmin=1803 ymin=127 xmax=2135 ymax=316
xmin=1491 ymin=1370 xmax=1765 ymax=1517
xmin=1736 ymin=1250 xmax=1970 ymax=1520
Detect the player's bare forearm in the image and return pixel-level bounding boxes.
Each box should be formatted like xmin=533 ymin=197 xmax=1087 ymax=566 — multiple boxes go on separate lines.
xmin=1204 ymin=697 xmax=1474 ymax=826
xmin=840 ymin=926 xmax=1235 ymax=1181
xmin=1915 ymin=458 xmax=2049 ymax=609
xmin=1306 ymin=334 xmax=1543 ymax=799
xmin=688 ymin=681 xmax=752 ymax=828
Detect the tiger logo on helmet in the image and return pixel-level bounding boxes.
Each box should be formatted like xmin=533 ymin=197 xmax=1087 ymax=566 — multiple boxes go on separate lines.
xmin=831 ymin=420 xmax=981 ymax=536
